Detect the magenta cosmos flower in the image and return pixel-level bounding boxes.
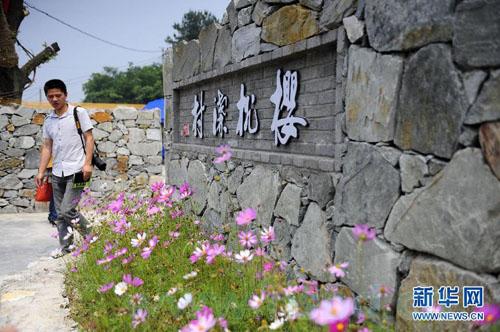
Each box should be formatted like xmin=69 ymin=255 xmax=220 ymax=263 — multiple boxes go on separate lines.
xmin=123 ymin=274 xmax=144 ymax=287
xmin=352 ymin=224 xmax=376 ymax=242
xmin=474 ymin=303 xmax=500 ymax=326
xmin=97 ymin=282 xmax=115 ymax=293
xmin=310 ymin=296 xmax=354 ymax=326
xmin=236 ymin=208 xmax=257 ymax=226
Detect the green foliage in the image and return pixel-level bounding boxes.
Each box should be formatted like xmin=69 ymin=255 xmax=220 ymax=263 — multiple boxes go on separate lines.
xmin=165 ymin=10 xmax=218 ymax=44
xmin=82 ymin=63 xmax=162 ymax=104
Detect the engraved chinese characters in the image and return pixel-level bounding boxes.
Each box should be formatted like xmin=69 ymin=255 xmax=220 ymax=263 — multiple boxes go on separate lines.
xmin=191 ymin=91 xmax=206 ymax=138
xmin=270 ymin=69 xmax=308 ymax=146
xmin=188 ymin=69 xmax=307 ymax=145
xmin=213 ymin=90 xmax=228 ymax=137
xmin=236 ymin=84 xmax=259 ymax=137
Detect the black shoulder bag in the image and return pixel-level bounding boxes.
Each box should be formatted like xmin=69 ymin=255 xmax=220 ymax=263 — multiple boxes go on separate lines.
xmin=73 ymin=106 xmax=107 ymax=171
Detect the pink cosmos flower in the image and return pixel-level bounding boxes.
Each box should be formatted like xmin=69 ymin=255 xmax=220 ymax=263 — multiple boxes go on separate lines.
xmin=328 ymin=262 xmax=349 ymax=278
xmin=181 ymin=306 xmax=217 ymax=332
xmin=215 ymin=144 xmax=231 ymax=155
xmin=214 ymin=151 xmax=232 ymax=164
xmin=278 ymin=260 xmax=288 ymax=271
xmin=238 ymin=230 xmax=258 ymax=248
xmin=170 ymin=209 xmax=184 ymax=219
xmin=254 ymin=247 xmax=266 ymax=256
xmin=158 ymin=185 xmax=175 ymax=199
xmin=131 ymin=293 xmax=143 ymax=306
xmin=206 ymin=243 xmax=225 ymax=264
xmin=141 ymin=247 xmax=153 ymax=259
xmin=108 ymin=193 xmax=125 ymax=213
xmin=115 ymin=247 xmax=128 ymax=258
xmin=132 ymin=308 xmax=148 ymax=329
xmin=147 ymin=205 xmax=161 ymax=216
xmin=248 ymin=291 xmax=266 ymax=309
xmin=260 ymin=226 xmax=275 ymax=244
xmin=352 ymin=224 xmax=376 ymax=242
xmin=122 ymin=255 xmax=135 ymax=265
xmin=98 ymin=282 xmax=115 ymax=293
xmin=210 ymin=234 xmax=224 ymax=242
xmin=236 ymin=208 xmax=257 ymax=226
xmin=123 ymin=274 xmax=144 ymax=287
xmin=218 ymin=317 xmax=228 ymax=329
xmin=283 ymin=285 xmax=304 ymax=296
xmin=474 ymin=303 xmax=500 ymax=326
xmin=179 ymin=182 xmax=192 ymax=199
xmin=190 ymin=242 xmax=210 ymax=263
xmin=112 ymin=217 xmax=131 ymax=235
xmin=263 ymin=261 xmax=274 ymax=272
xmin=169 ymin=231 xmax=180 ymax=239
xmin=150 ymin=181 xmax=165 ymax=193
xmin=356 ymin=311 xmax=366 ymax=324
xmin=103 ymin=242 xmax=114 ymax=254
xmin=310 ymin=296 xmax=354 ymax=326
xmin=194 ymin=219 xmax=201 ymax=225
xmin=214 ymin=144 xmax=232 ymax=164
xmin=97 ymin=254 xmax=115 ymax=265
xmin=329 ymin=319 xmax=349 ymax=332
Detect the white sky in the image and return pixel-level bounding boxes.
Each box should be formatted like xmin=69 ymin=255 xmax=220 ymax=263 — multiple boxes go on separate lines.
xmin=17 ymin=0 xmax=229 ymax=102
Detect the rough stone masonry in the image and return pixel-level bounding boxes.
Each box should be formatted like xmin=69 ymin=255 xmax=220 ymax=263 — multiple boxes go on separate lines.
xmin=164 ymin=0 xmax=500 ymax=331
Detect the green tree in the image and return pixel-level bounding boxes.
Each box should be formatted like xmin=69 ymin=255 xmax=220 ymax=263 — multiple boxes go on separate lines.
xmin=165 ymin=10 xmax=218 ymax=44
xmin=83 ymin=63 xmax=163 ymax=104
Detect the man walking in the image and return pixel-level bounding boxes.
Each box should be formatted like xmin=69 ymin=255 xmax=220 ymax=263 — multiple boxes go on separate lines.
xmin=35 ymin=79 xmax=94 ymax=257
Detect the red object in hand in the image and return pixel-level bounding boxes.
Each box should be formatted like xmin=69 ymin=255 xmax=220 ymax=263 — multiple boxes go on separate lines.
xmin=2 ymin=0 xmax=10 ymax=14
xmin=35 ymin=177 xmax=53 ymax=202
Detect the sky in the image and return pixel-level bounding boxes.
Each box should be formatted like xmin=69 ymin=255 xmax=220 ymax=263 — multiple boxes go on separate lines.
xmin=17 ymin=0 xmax=230 ymax=102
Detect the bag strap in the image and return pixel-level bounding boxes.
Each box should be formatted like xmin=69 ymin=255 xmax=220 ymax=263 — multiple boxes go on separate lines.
xmin=73 ymin=106 xmax=87 ymax=154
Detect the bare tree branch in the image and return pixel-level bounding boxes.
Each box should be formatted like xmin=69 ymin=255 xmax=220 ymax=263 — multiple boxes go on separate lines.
xmin=21 ymin=42 xmax=60 ymax=76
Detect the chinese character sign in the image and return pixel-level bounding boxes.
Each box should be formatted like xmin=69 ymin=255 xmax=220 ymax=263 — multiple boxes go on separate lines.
xmin=187 ymin=68 xmax=308 ymax=146
xmin=236 ymin=84 xmax=259 ymax=137
xmin=270 ymin=69 xmax=308 ymax=146
xmin=213 ymin=90 xmax=228 ymax=137
xmin=191 ymin=91 xmax=206 ymax=138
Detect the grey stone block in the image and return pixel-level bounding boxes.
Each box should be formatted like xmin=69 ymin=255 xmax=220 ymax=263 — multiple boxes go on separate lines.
xmin=385 ymin=148 xmax=500 ymax=273
xmin=365 ymin=0 xmax=453 ymax=52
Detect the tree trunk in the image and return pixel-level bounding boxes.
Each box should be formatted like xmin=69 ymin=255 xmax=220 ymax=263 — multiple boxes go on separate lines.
xmin=0 ymin=0 xmax=60 ymax=104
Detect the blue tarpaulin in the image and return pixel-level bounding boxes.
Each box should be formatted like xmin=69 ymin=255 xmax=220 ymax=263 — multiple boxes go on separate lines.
xmin=143 ymin=98 xmax=165 ymax=123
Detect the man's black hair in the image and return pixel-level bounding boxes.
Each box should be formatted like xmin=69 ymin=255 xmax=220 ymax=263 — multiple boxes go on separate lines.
xmin=44 ymin=79 xmax=67 ymax=96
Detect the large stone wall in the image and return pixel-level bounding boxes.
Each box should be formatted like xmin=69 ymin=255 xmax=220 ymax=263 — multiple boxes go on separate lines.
xmin=0 ymin=105 xmax=163 ymax=213
xmin=165 ymin=0 xmax=500 ymax=330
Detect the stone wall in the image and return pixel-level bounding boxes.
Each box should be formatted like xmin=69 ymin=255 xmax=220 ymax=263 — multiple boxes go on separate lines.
xmin=0 ymin=105 xmax=163 ymax=213
xmin=165 ymin=0 xmax=500 ymax=330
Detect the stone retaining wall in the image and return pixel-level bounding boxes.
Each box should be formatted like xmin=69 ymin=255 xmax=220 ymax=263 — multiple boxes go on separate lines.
xmin=0 ymin=105 xmax=163 ymax=213
xmin=165 ymin=0 xmax=500 ymax=330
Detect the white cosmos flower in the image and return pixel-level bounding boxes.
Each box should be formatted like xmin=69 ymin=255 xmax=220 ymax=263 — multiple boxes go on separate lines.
xmin=269 ymin=318 xmax=285 ymax=330
xmin=131 ymin=232 xmax=147 ymax=247
xmin=167 ymin=287 xmax=178 ymax=296
xmin=114 ymin=282 xmax=128 ymax=296
xmin=177 ymin=293 xmax=192 ymax=310
xmin=235 ymin=250 xmax=254 ymax=263
xmin=70 ymin=218 xmax=80 ymax=225
xmin=182 ymin=271 xmax=198 ymax=280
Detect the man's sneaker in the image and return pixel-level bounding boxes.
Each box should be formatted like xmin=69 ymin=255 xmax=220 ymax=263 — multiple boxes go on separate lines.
xmin=50 ymin=248 xmax=70 ymax=259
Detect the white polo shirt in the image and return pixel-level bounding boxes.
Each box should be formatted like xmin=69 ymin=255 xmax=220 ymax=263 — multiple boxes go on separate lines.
xmin=42 ymin=104 xmax=94 ymax=177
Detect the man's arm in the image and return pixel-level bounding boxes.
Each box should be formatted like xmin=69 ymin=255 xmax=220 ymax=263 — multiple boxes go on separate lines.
xmin=36 ymin=138 xmax=52 ymax=187
xmin=82 ymin=129 xmax=94 ymax=181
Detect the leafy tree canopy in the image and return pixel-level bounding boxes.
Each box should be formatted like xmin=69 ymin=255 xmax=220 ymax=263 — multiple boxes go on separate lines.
xmin=83 ymin=63 xmax=162 ymax=104
xmin=165 ymin=10 xmax=218 ymax=44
